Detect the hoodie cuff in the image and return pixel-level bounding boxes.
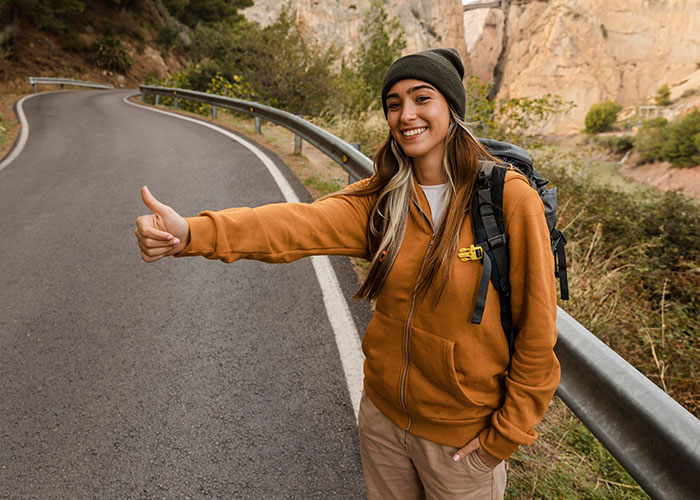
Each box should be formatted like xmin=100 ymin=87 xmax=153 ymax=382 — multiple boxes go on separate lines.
xmin=479 ymin=414 xmax=538 ymax=460
xmin=174 ymin=215 xmax=216 ymax=257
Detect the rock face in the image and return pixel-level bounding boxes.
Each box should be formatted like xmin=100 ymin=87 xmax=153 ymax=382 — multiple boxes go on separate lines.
xmin=465 ymin=0 xmax=700 ymax=132
xmin=242 ymin=0 xmax=470 ymax=71
xmin=463 ymin=7 xmax=503 ymax=84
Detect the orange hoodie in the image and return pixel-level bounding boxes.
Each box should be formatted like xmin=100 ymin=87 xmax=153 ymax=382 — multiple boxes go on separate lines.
xmin=178 ymin=170 xmax=560 ymax=460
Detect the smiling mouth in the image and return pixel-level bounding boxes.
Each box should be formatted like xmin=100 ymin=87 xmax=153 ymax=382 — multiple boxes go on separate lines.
xmin=402 ymin=127 xmax=427 ymax=137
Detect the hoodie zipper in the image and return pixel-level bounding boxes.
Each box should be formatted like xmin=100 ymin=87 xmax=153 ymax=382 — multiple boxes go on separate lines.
xmin=399 ymin=200 xmax=435 ymax=431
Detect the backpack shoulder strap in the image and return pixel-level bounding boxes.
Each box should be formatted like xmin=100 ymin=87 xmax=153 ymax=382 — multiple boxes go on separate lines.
xmin=470 ymin=162 xmax=509 ymax=321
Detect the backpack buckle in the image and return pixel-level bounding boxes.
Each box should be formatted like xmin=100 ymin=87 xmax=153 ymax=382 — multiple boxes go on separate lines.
xmin=458 ymin=245 xmax=484 ymax=262
xmin=487 ymin=234 xmax=506 ymax=249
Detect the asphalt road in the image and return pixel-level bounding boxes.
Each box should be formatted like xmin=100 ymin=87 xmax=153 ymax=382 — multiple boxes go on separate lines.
xmin=0 ymin=90 xmax=372 ymax=499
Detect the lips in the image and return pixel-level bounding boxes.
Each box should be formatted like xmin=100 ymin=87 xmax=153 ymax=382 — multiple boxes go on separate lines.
xmin=402 ymin=127 xmax=427 ymax=137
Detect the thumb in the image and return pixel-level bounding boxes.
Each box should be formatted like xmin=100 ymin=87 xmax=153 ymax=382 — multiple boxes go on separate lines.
xmin=141 ymin=186 xmax=171 ymax=215
xmin=453 ymin=436 xmax=481 ymax=462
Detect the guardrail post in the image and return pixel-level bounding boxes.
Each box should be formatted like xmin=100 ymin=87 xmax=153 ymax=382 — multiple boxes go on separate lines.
xmin=155 ymin=94 xmax=160 ymax=106
xmin=60 ymin=84 xmax=64 ymax=90
xmin=212 ymin=105 xmax=217 ymax=119
xmin=255 ymin=116 xmax=262 ymax=134
xmin=294 ymin=134 xmax=302 ymax=155
xmin=348 ymin=143 xmax=361 ymax=183
xmin=174 ymin=96 xmax=179 ymax=109
xmin=32 ymin=84 xmax=36 ymax=94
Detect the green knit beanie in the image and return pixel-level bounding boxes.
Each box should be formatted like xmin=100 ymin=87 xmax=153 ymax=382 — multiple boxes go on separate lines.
xmin=381 ymin=48 xmax=466 ymax=119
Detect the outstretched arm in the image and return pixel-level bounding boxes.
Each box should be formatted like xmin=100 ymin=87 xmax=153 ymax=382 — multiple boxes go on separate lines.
xmin=134 ymin=186 xmax=190 ymax=262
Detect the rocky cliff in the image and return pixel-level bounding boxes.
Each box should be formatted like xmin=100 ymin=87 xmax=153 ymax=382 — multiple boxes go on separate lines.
xmin=242 ymin=0 xmax=470 ymax=71
xmin=465 ymin=0 xmax=700 ymax=132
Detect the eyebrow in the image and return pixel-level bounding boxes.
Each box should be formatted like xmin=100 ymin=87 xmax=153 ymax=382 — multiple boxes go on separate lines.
xmin=386 ymin=84 xmax=437 ymax=100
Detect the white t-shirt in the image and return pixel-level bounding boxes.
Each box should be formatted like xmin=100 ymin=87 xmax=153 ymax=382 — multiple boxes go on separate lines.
xmin=418 ymin=183 xmax=448 ymax=228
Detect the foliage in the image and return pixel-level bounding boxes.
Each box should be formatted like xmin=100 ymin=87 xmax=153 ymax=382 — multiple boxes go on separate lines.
xmin=1 ymin=0 xmax=85 ymax=34
xmin=346 ymin=0 xmax=405 ymax=111
xmin=585 ymin=100 xmax=622 ymax=134
xmin=655 ymin=83 xmax=671 ymax=106
xmin=188 ymin=9 xmax=340 ymax=116
xmin=595 ymin=134 xmax=634 ymax=154
xmin=162 ymin=0 xmax=252 ymax=28
xmin=634 ymin=117 xmax=668 ymax=163
xmin=535 ymin=149 xmax=700 ymax=415
xmin=661 ymin=108 xmax=700 ymax=167
xmin=147 ymin=67 xmax=255 ymax=115
xmin=635 ymin=111 xmax=700 ymax=167
xmin=157 ymin=22 xmax=180 ymax=54
xmin=180 ymin=2 xmax=406 ymax=116
xmin=465 ymin=76 xmax=574 ymax=147
xmin=90 ymin=34 xmax=131 ymax=73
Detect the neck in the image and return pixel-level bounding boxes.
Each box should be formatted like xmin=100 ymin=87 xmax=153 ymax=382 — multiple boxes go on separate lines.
xmin=413 ymin=153 xmax=445 ymax=185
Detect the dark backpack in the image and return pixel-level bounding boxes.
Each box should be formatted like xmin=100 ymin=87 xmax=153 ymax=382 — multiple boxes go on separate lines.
xmin=468 ymin=138 xmax=568 ymax=356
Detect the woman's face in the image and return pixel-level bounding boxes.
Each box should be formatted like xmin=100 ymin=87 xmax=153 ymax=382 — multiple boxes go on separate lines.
xmin=385 ymin=79 xmax=451 ymax=167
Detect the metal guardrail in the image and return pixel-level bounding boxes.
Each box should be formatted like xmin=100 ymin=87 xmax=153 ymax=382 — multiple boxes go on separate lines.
xmin=139 ymin=84 xmax=700 ymax=499
xmin=555 ymin=308 xmax=700 ymax=500
xmin=139 ymin=85 xmax=373 ymax=183
xmin=29 ymin=77 xmax=114 ymax=93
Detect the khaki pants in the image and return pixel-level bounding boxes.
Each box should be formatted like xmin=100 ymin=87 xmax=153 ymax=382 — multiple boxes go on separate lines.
xmin=358 ymin=391 xmax=507 ymax=500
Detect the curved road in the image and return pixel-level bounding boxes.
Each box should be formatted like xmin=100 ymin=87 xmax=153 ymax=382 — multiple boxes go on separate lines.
xmin=0 ymin=90 xmax=371 ymax=499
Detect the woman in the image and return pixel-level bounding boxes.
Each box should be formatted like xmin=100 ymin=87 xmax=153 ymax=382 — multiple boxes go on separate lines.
xmin=135 ymin=48 xmax=560 ymax=499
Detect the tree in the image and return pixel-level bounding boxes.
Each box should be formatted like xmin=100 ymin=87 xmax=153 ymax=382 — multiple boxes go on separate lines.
xmin=163 ymin=0 xmax=253 ymax=28
xmin=189 ymin=9 xmax=339 ymax=115
xmin=1 ymin=0 xmax=85 ymax=34
xmin=355 ymin=0 xmax=406 ymax=99
xmin=655 ymin=84 xmax=671 ymax=106
xmin=584 ymin=100 xmax=622 ymax=134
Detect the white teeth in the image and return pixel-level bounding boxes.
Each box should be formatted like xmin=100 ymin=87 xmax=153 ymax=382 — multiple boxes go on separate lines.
xmin=403 ymin=127 xmax=426 ymax=137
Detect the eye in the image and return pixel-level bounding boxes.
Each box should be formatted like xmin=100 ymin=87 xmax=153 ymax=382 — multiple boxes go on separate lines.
xmin=387 ymin=101 xmax=401 ymax=110
xmin=416 ymin=95 xmax=431 ymax=103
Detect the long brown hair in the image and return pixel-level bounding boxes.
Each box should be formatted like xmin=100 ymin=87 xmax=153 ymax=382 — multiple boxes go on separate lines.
xmin=346 ymin=107 xmax=497 ymax=301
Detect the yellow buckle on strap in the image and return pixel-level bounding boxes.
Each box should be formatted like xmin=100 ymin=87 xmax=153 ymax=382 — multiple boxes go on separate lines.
xmin=458 ymin=245 xmax=484 ymax=262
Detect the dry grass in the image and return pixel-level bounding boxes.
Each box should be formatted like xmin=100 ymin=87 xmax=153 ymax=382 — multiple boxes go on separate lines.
xmin=0 ymin=91 xmax=24 ymax=162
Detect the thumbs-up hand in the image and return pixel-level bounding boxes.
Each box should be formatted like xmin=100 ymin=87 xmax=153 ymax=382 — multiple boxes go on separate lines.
xmin=135 ymin=186 xmax=190 ymax=262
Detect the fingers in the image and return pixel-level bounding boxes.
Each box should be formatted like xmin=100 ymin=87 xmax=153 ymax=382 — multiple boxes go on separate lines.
xmin=453 ymin=436 xmax=481 ymax=462
xmin=134 ymin=215 xmax=182 ymax=263
xmin=134 ymin=228 xmax=180 ymax=249
xmin=137 ymin=237 xmax=178 ymax=262
xmin=141 ymin=186 xmax=172 ymax=216
xmin=135 ymin=214 xmax=178 ymax=242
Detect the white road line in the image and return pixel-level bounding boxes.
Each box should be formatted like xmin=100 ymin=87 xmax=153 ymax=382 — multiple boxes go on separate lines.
xmin=0 ymin=94 xmax=38 ymax=173
xmin=123 ymin=95 xmax=365 ymax=418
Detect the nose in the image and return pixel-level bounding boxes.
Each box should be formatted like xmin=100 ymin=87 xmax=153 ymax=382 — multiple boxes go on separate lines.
xmin=400 ymin=101 xmax=417 ymax=123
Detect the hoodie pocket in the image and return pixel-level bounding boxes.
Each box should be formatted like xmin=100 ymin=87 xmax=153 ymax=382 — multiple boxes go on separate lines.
xmin=406 ymin=326 xmax=486 ymax=421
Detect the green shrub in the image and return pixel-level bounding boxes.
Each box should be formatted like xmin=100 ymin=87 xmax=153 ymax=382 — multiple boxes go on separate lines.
xmin=661 ymin=109 xmax=700 ymax=167
xmin=91 ymin=35 xmax=132 ymax=73
xmin=165 ymin=0 xmax=252 ymax=27
xmin=634 ymin=117 xmax=668 ymax=163
xmin=595 ymin=135 xmax=634 ymax=154
xmin=157 ymin=23 xmax=180 ymax=53
xmin=655 ymin=84 xmax=672 ymax=106
xmin=585 ymin=100 xmax=623 ymax=133
xmin=6 ymin=0 xmax=85 ymax=34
